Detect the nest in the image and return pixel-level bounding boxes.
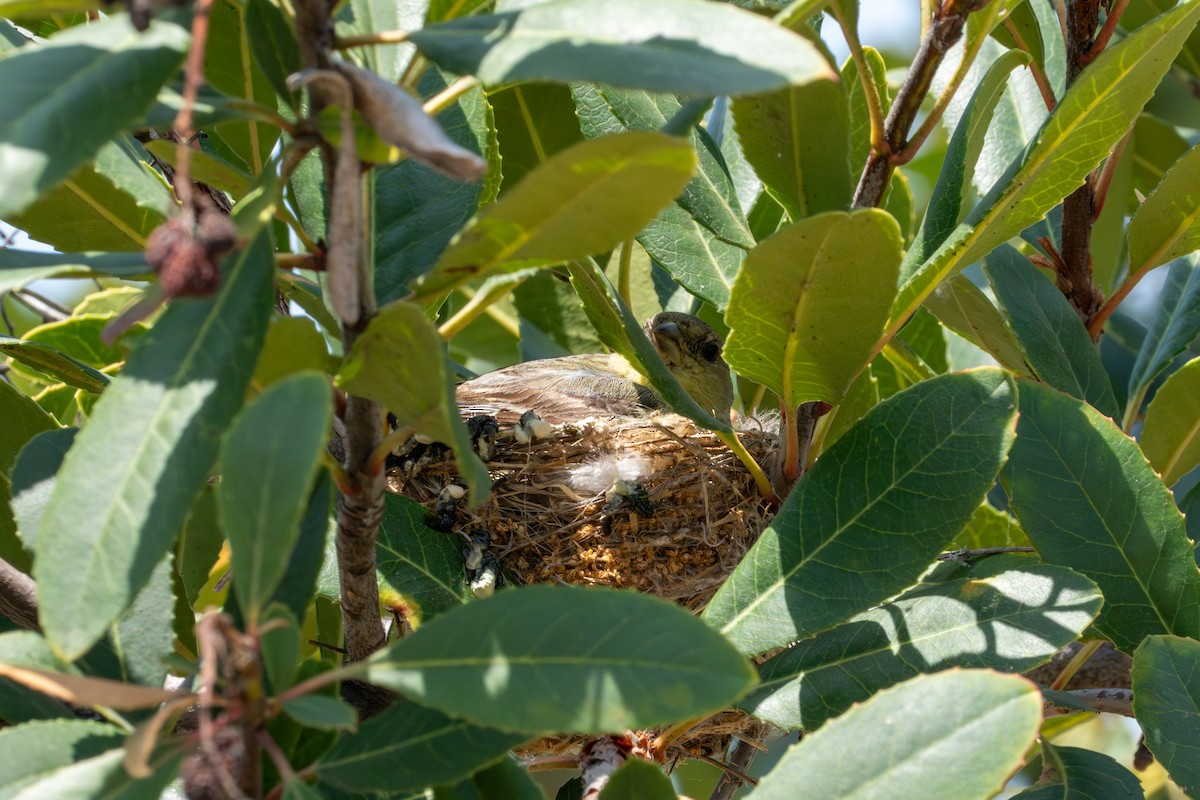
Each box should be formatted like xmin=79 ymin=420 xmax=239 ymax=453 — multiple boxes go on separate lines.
xmin=390 ymin=413 xmax=779 ymax=761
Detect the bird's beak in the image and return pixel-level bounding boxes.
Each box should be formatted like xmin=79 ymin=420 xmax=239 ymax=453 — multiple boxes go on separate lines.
xmin=651 ymin=320 xmax=684 ymax=363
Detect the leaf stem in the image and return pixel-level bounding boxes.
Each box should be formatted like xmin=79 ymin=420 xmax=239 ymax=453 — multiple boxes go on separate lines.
xmin=617 ymin=239 xmax=634 ymax=308
xmin=334 ymin=29 xmax=411 ymax=49
xmin=1003 ymin=18 xmax=1057 ymax=111
xmin=423 ymin=75 xmax=481 ymax=117
xmin=1050 ymin=638 xmax=1103 ymax=690
xmin=832 ymin=7 xmax=886 ymax=153
xmin=717 ymin=430 xmax=774 ymax=500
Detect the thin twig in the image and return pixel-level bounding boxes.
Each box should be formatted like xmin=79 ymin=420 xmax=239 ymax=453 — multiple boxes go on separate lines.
xmin=1051 ymin=639 xmax=1103 ymax=691
xmin=0 ymin=556 xmax=39 ymax=631
xmin=707 ymin=739 xmax=760 ymax=800
xmin=1082 ymin=0 xmax=1130 ymax=64
xmin=335 ymin=29 xmax=411 ymax=49
xmin=1004 ymin=17 xmax=1056 ymax=111
xmin=832 ymin=7 xmax=885 ymax=153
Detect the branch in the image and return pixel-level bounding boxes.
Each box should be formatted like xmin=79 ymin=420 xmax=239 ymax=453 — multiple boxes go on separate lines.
xmin=852 ymin=3 xmax=981 ymax=208
xmin=0 ymin=557 xmax=39 ymax=631
xmin=1043 ymin=687 xmax=1135 ymax=717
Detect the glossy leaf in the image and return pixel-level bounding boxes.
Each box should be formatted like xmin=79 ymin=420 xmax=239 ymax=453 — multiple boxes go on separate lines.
xmin=1002 ymin=380 xmax=1200 ymax=652
xmin=923 ymin=275 xmax=1032 ymax=376
xmin=490 ymin=82 xmax=583 ymax=193
xmin=1014 ymin=742 xmax=1144 ymax=799
xmin=315 ymin=697 xmax=527 ymax=793
xmin=0 ymin=14 xmax=188 ymax=217
xmin=374 ymin=67 xmax=497 ymax=304
xmin=1131 ymin=113 xmax=1190 ymax=197
xmin=985 ymin=245 xmax=1118 ymax=418
xmin=6 ymin=746 xmax=181 ymax=800
xmin=952 ymin=502 xmax=1030 ymax=550
xmin=336 ymin=301 xmax=490 ymax=506
xmin=724 ymin=209 xmax=902 ymax=406
xmin=244 ymin=0 xmax=300 ymax=105
xmin=1129 ymin=142 xmax=1200 ymax=275
xmin=703 ymin=369 xmax=1017 ymax=655
xmin=910 ymin=49 xmax=1029 ymax=268
xmin=8 ymin=137 xmax=173 ymax=252
xmin=468 ymin=757 xmax=543 ymax=800
xmin=746 ymin=671 xmax=1042 ymax=800
xmin=410 ymin=132 xmax=695 ymax=303
xmin=1126 ymin=254 xmax=1200 ymax=424
xmin=0 ymin=383 xmax=56 ymax=573
xmin=0 ymin=336 xmax=109 ymax=394
xmin=358 ymin=585 xmax=757 ymax=734
xmin=374 ymin=494 xmax=470 ymax=626
xmin=731 ymin=72 xmax=851 ymax=220
xmin=205 ymin=0 xmax=281 ymax=173
xmin=843 ymin=45 xmax=889 ymax=177
xmin=0 ymin=720 xmax=124 ymax=796
xmin=1132 ymin=635 xmax=1200 ymax=797
xmin=892 ymin=1 xmax=1200 ymax=332
xmin=1123 ymin=0 xmax=1200 ymax=82
xmin=34 ymin=234 xmax=274 ymax=661
xmin=1141 ymin=357 xmax=1200 ymax=485
xmin=572 ymin=85 xmax=751 ymax=311
xmin=740 ymin=559 xmax=1101 ymax=731
xmin=218 ymin=372 xmax=332 ymax=623
xmin=598 ymin=759 xmax=676 ymax=800
xmin=282 ymin=695 xmax=358 ymax=732
xmin=0 ymin=250 xmax=148 ymax=295
xmin=408 ymin=0 xmax=836 ymax=96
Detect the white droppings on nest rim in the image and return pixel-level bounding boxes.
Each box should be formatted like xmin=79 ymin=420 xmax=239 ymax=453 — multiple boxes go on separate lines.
xmin=568 ymin=453 xmax=652 ymax=496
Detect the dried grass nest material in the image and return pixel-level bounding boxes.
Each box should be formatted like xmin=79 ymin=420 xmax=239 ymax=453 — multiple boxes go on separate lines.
xmin=389 ymin=412 xmax=780 ymax=760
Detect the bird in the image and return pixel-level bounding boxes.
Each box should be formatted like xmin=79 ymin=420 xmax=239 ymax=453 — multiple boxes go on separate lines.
xmin=454 ymin=312 xmax=735 ymax=425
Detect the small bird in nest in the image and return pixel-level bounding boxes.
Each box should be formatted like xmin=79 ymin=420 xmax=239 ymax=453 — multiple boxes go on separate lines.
xmin=455 ymin=312 xmax=735 ymax=425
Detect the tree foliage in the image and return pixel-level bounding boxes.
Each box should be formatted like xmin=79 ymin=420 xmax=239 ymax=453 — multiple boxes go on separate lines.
xmin=1 ymin=0 xmax=1199 ymax=798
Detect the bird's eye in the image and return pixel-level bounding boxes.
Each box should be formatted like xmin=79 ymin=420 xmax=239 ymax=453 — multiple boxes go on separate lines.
xmin=700 ymin=341 xmax=721 ymax=362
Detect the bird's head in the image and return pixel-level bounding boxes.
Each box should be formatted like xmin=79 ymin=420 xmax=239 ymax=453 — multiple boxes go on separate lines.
xmin=644 ymin=312 xmax=735 ymax=423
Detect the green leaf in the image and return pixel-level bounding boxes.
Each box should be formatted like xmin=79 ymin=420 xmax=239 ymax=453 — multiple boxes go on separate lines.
xmin=843 ymin=46 xmax=889 ymax=178
xmin=34 ymin=233 xmax=274 ymax=661
xmin=952 ymin=502 xmax=1030 ymax=550
xmin=205 ymin=0 xmax=281 ymax=173
xmin=1131 ymin=113 xmax=1190 ymax=198
xmin=1142 ymin=356 xmax=1200 ymax=485
xmin=335 ymin=301 xmax=490 ymax=506
xmin=4 ymin=746 xmax=182 ymax=800
xmin=703 ymin=369 xmax=1017 ymax=656
xmin=0 ymin=338 xmax=107 ymax=395
xmin=22 ymin=315 xmax=131 ymax=369
xmin=374 ymin=67 xmax=497 ymax=304
xmin=1124 ymin=0 xmax=1200 ymax=82
xmin=0 ymin=382 xmax=56 ymax=571
xmin=1129 ymin=141 xmax=1200 ymax=275
xmin=910 ymin=49 xmax=1029 ymax=268
xmin=9 ymin=428 xmax=75 ymax=562
xmin=990 ymin=3 xmax=1046 ymax=85
xmin=985 ymin=245 xmax=1118 ymax=418
xmin=315 ymin=697 xmax=528 ymax=793
xmin=409 ymin=0 xmax=836 ymax=96
xmin=892 ymin=0 xmax=1200 ymax=332
xmin=253 ymin=316 xmax=335 ymax=389
xmin=746 ymin=670 xmax=1042 ymax=800
xmin=0 ymin=632 xmax=74 ymax=723
xmin=0 ymin=720 xmax=124 ymax=797
xmin=468 ymin=757 xmax=542 ymax=800
xmin=259 ymin=604 xmax=300 ymax=693
xmin=923 ymin=275 xmax=1032 ymax=376
xmin=598 ymin=759 xmax=676 ymax=800
xmin=490 ymin=82 xmax=583 ymax=193
xmin=724 ymin=209 xmax=902 ymax=406
xmin=739 ymin=560 xmax=1102 ymax=731
xmin=1001 ymin=380 xmax=1200 ymax=652
xmin=1127 ymin=254 xmax=1200 ymax=424
xmin=335 ymin=0 xmax=423 ymax=83
xmin=218 ymin=372 xmax=332 ymax=623
xmin=572 ymin=85 xmax=750 ymax=311
xmin=283 ymin=695 xmax=359 ymax=732
xmin=7 ymin=136 xmax=173 ymax=251
xmin=91 ymin=552 xmax=175 ymax=687
xmin=1014 ymin=742 xmax=1144 ymax=799
xmin=358 ymin=585 xmax=757 ymax=734
xmin=1132 ymin=635 xmax=1200 ymax=797
xmin=271 ymin=473 xmax=334 ymax=622
xmin=731 ymin=73 xmax=851 ymax=220
xmin=375 ymin=494 xmax=470 ymax=625
xmin=0 ymin=250 xmax=148 ymax=295
xmin=0 ymin=14 xmax=188 ymax=217
xmin=244 ymin=0 xmax=301 ymax=105
xmin=411 ymin=131 xmax=696 ymax=303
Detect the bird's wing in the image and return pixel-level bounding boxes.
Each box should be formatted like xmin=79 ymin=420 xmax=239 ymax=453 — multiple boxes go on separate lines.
xmin=455 ymin=355 xmax=661 ymax=424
